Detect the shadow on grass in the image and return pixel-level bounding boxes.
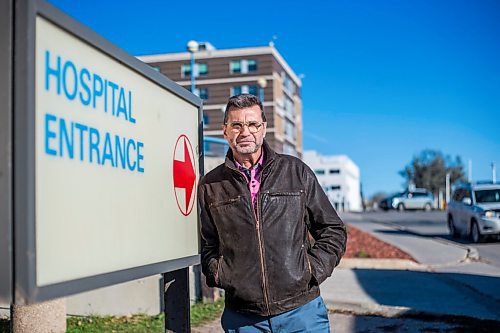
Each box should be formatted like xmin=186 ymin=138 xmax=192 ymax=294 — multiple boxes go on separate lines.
xmin=0 ymin=319 xmax=9 ymax=333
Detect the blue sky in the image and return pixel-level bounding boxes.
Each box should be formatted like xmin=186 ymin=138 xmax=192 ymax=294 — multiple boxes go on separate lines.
xmin=48 ymin=0 xmax=500 ymax=197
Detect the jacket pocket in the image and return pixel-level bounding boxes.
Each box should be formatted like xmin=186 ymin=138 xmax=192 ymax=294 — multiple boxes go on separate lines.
xmin=266 ymin=190 xmax=304 ymax=197
xmin=209 ymin=196 xmax=241 ymax=209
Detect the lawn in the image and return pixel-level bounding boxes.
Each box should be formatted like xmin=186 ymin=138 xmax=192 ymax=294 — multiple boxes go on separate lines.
xmin=0 ymin=299 xmax=224 ymax=333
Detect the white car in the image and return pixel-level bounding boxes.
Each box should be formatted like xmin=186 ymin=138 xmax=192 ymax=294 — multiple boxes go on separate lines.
xmin=379 ymin=189 xmax=434 ymax=211
xmin=447 ymin=183 xmax=500 ymax=243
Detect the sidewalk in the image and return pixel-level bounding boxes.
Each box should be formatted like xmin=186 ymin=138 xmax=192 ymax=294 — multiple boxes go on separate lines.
xmin=324 ymin=213 xmax=500 ymax=321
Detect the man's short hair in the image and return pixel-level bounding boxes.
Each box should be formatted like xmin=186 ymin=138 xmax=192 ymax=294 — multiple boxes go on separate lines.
xmin=223 ymin=94 xmax=267 ymax=124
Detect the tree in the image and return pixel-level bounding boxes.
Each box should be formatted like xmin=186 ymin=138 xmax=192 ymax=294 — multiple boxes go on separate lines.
xmin=367 ymin=191 xmax=389 ymax=210
xmin=399 ymin=150 xmax=466 ymax=196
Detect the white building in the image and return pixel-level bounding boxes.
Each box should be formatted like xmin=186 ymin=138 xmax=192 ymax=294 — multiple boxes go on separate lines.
xmin=303 ymin=151 xmax=362 ymax=212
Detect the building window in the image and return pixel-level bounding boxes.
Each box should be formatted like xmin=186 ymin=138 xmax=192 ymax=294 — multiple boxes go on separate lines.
xmin=248 ymin=59 xmax=257 ymax=71
xmin=230 ymin=61 xmax=241 ymax=73
xmin=283 ymin=143 xmax=296 ymax=156
xmin=284 ymin=96 xmax=294 ymax=118
xmin=329 ymin=169 xmax=340 ymax=174
xmin=198 ymin=88 xmax=209 ymax=100
xmin=331 ymin=185 xmax=341 ymax=190
xmin=198 ymin=63 xmax=208 ymax=75
xmin=203 ymin=114 xmax=209 ymax=128
xmin=231 ymin=86 xmax=242 ymax=96
xmin=248 ymin=85 xmax=258 ymax=96
xmin=284 ymin=120 xmax=295 ymax=141
xmin=188 ymin=87 xmax=208 ymax=100
xmin=315 ymin=169 xmax=325 ymax=175
xmin=230 ymin=59 xmax=258 ymax=74
xmin=231 ymin=85 xmax=258 ymax=96
xmin=282 ymin=71 xmax=296 ymax=95
xmin=182 ymin=63 xmax=208 ymax=78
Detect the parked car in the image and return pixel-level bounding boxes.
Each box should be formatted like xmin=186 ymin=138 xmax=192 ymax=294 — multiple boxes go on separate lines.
xmin=447 ymin=183 xmax=500 ymax=243
xmin=379 ymin=189 xmax=434 ymax=211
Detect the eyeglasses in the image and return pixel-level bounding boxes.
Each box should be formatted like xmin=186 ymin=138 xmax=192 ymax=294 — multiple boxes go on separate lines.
xmin=225 ymin=121 xmax=265 ymax=133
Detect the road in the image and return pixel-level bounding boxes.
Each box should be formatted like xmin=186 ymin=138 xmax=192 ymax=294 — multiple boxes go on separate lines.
xmin=194 ymin=209 xmax=500 ymax=332
xmin=356 ymin=210 xmax=500 ymax=267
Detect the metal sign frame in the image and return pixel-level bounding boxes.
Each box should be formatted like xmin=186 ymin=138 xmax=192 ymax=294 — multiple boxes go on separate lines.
xmin=14 ymin=0 xmax=203 ymax=304
xmin=0 ymin=0 xmax=13 ymax=305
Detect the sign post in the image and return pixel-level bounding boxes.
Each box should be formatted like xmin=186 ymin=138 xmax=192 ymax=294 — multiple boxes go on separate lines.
xmin=164 ymin=269 xmax=191 ymax=332
xmin=13 ymin=0 xmax=202 ymax=310
xmin=0 ymin=0 xmax=13 ymax=306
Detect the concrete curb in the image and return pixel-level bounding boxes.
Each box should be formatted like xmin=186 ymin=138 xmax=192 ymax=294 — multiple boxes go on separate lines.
xmin=338 ymin=258 xmax=428 ymax=271
xmin=359 ymin=217 xmax=481 ymax=263
xmin=328 ymin=300 xmax=414 ymax=318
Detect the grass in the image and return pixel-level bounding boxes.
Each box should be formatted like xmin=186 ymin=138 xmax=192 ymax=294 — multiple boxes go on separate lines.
xmin=190 ymin=298 xmax=224 ymax=327
xmin=354 ymin=250 xmax=371 ymax=258
xmin=0 ymin=299 xmax=224 ymax=333
xmin=66 ymin=314 xmax=164 ymax=333
xmin=0 ymin=319 xmax=8 ymax=333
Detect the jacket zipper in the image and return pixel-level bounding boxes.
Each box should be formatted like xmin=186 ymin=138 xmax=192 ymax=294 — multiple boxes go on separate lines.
xmin=227 ymin=164 xmax=272 ymax=315
xmin=254 ymin=196 xmax=271 ymax=316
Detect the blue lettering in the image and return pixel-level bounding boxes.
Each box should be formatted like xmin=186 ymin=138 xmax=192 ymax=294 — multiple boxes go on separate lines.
xmin=43 ymin=113 xmax=143 ymax=173
xmin=137 ymin=141 xmax=144 ymax=173
xmin=79 ymin=68 xmax=91 ymax=105
xmin=108 ymin=81 xmax=118 ymax=116
xmin=116 ymin=87 xmax=128 ymax=120
xmin=74 ymin=122 xmax=88 ymax=161
xmin=92 ymin=74 xmax=103 ymax=109
xmin=45 ymin=51 xmax=61 ymax=95
xmin=104 ymin=79 xmax=108 ymax=113
xmin=102 ymin=132 xmax=115 ymax=167
xmin=89 ymin=127 xmax=101 ymax=164
xmin=126 ymin=139 xmax=137 ymax=171
xmin=59 ymin=118 xmax=74 ymax=159
xmin=128 ymin=91 xmax=136 ymax=124
xmin=115 ymin=135 xmax=126 ymax=169
xmin=44 ymin=53 xmax=138 ymax=126
xmin=62 ymin=60 xmax=78 ymax=100
xmin=44 ymin=113 xmax=57 ymax=156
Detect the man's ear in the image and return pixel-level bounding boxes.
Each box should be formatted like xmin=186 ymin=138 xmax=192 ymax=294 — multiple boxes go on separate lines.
xmin=222 ymin=124 xmax=228 ymax=139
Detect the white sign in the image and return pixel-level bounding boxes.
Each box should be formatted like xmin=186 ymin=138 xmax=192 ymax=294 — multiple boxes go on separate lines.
xmin=35 ymin=17 xmax=199 ymax=287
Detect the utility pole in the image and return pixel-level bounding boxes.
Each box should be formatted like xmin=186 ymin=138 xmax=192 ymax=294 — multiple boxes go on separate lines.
xmin=468 ymin=160 xmax=472 ymax=183
xmin=492 ymin=162 xmax=497 ymax=183
xmin=445 ymin=172 xmax=451 ymax=208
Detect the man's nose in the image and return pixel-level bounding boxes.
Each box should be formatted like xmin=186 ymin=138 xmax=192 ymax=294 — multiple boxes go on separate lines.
xmin=239 ymin=124 xmax=251 ymax=135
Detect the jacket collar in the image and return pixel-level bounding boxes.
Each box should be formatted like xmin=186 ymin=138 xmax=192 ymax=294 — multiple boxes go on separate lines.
xmin=225 ymin=140 xmax=276 ymax=170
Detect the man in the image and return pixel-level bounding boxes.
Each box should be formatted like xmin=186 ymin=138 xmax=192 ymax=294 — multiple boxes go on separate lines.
xmin=198 ymin=94 xmax=347 ymax=332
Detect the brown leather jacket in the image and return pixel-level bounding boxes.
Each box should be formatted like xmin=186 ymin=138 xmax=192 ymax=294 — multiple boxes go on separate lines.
xmin=199 ymin=141 xmax=347 ymax=316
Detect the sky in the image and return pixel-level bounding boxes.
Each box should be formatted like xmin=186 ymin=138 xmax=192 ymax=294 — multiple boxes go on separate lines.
xmin=47 ymin=0 xmax=500 ymax=198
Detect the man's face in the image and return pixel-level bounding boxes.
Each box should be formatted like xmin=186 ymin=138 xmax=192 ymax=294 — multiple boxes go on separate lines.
xmin=223 ymin=105 xmax=267 ymax=156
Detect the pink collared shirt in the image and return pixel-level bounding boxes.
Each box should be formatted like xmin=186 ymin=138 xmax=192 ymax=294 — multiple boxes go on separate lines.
xmin=235 ymin=153 xmax=265 ymax=208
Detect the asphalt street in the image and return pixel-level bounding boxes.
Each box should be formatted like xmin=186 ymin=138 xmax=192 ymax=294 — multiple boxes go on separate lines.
xmin=357 ymin=210 xmax=500 ymax=267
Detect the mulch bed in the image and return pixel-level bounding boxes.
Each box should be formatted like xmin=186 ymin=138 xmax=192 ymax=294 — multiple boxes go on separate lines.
xmin=344 ymin=224 xmax=417 ymax=262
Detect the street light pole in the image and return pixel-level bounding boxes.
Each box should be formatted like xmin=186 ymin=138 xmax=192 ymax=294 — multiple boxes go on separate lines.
xmin=492 ymin=162 xmax=497 ymax=183
xmin=468 ymin=159 xmax=472 ymax=183
xmin=187 ymin=40 xmax=199 ymax=95
xmin=445 ymin=172 xmax=450 ymax=209
xmin=257 ymin=77 xmax=267 ymax=103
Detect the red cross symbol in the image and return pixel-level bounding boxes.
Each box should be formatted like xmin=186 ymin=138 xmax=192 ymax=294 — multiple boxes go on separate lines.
xmin=173 ymin=135 xmax=196 ymax=216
